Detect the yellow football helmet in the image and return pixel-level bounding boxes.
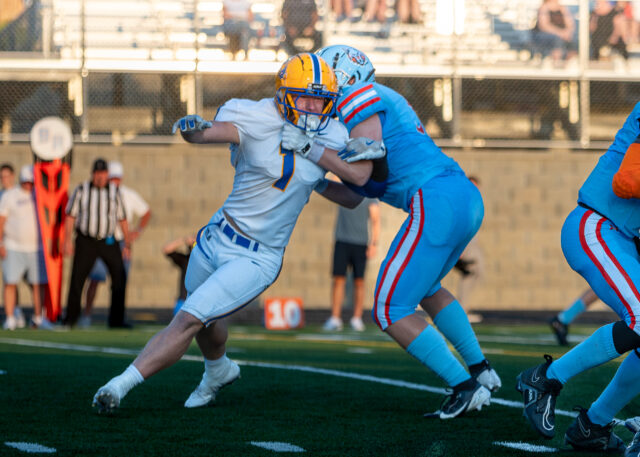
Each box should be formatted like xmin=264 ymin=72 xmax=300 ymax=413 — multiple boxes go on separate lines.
xmin=275 ymin=53 xmax=338 ymax=132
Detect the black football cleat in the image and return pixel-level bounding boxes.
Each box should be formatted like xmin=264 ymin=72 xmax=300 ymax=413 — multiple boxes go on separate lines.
xmin=549 ymin=316 xmax=569 ymax=346
xmin=516 ymin=354 xmax=563 ymax=439
xmin=565 ymin=407 xmax=625 ymax=453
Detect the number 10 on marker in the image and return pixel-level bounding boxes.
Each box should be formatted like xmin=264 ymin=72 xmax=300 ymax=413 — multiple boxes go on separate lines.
xmin=264 ymin=298 xmax=304 ymax=330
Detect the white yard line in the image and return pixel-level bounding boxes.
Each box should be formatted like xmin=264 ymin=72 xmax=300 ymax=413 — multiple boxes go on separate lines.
xmin=0 ymin=337 xmax=578 ymax=418
xmin=494 ymin=441 xmax=558 ymax=453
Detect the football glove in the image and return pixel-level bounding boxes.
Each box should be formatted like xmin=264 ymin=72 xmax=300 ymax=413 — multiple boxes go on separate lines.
xmin=282 ymin=122 xmax=314 ymax=155
xmin=338 ymin=137 xmax=386 ymax=163
xmin=171 ymin=114 xmax=212 ymax=135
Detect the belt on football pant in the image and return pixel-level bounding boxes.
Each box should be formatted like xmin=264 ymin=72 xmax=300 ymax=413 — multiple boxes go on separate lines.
xmin=196 ymin=218 xmax=260 ymax=260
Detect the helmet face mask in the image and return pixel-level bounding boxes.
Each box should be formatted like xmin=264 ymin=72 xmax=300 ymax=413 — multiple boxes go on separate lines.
xmin=315 ymin=45 xmax=375 ymax=92
xmin=275 ymin=53 xmax=338 ymax=132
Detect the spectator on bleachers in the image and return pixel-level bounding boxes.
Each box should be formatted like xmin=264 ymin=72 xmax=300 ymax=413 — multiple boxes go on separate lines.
xmin=395 ymin=0 xmax=422 ymax=24
xmin=280 ymin=0 xmax=322 ymax=56
xmin=363 ymin=0 xmax=387 ymax=24
xmin=222 ymin=0 xmax=253 ymax=61
xmin=531 ymin=0 xmax=576 ymax=65
xmin=332 ymin=0 xmax=354 ymax=23
xmin=590 ymin=0 xmax=629 ymax=61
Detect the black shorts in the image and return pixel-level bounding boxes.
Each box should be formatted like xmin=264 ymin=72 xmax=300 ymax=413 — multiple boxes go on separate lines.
xmin=332 ymin=241 xmax=367 ymax=279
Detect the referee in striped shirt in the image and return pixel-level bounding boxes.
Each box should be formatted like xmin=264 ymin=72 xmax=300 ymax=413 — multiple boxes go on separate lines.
xmin=63 ymin=158 xmax=131 ymax=328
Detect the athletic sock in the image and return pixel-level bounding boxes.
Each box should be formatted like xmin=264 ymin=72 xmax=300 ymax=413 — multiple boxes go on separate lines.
xmin=107 ymin=364 xmax=144 ymax=399
xmin=204 ymin=354 xmax=229 ymax=379
xmin=588 ymin=350 xmax=640 ymax=426
xmin=432 ymin=300 xmax=485 ymax=367
xmin=558 ymin=298 xmax=586 ymax=325
xmin=547 ymin=323 xmax=620 ymax=384
xmin=406 ymin=325 xmax=471 ymax=387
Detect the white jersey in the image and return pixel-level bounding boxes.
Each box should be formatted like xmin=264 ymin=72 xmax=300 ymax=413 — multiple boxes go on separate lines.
xmin=0 ymin=187 xmax=41 ymax=252
xmin=114 ymin=184 xmax=150 ymax=241
xmin=214 ymin=97 xmax=348 ymax=248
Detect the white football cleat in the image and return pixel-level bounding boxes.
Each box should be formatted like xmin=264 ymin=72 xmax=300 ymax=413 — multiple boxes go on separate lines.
xmin=92 ymin=385 xmax=121 ymax=414
xmin=472 ymin=359 xmax=502 ymax=393
xmin=322 ymin=316 xmax=343 ymax=331
xmin=184 ymin=358 xmax=240 ymax=408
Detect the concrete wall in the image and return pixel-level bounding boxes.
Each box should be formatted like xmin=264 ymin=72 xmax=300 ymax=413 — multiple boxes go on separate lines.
xmin=0 ymin=143 xmax=602 ymax=312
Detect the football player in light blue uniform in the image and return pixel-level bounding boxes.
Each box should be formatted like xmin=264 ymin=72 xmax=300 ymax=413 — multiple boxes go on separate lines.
xmin=517 ymin=103 xmax=640 ymax=452
xmin=91 ymin=53 xmax=378 ymax=414
xmin=284 ymin=45 xmax=501 ymax=419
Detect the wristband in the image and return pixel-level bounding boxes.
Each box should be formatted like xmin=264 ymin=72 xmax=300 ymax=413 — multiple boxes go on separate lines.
xmin=305 ymin=142 xmax=325 ymax=164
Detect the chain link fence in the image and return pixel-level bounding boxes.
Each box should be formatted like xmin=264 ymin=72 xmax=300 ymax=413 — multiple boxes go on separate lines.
xmin=1 ymin=0 xmax=639 ymax=146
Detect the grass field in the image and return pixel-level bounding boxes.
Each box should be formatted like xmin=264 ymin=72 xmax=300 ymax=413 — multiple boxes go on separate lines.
xmin=1 ymin=323 xmax=637 ymax=456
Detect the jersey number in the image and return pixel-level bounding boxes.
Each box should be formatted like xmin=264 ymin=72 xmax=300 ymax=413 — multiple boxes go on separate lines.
xmin=273 ymin=148 xmax=295 ymax=191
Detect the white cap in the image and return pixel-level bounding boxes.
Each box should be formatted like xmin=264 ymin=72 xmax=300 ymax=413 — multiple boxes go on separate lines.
xmin=19 ymin=165 xmax=34 ymax=183
xmin=108 ymin=161 xmax=123 ymax=179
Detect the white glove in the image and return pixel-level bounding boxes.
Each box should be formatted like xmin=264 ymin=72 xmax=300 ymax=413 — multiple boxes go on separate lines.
xmin=338 ymin=137 xmax=387 ymax=163
xmin=282 ymin=122 xmax=314 ymax=155
xmin=171 ymin=114 xmax=213 ymax=135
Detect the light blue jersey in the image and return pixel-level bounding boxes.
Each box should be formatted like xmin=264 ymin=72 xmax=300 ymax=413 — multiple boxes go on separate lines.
xmin=336 ymin=82 xmax=461 ymax=212
xmin=579 ymin=102 xmax=640 ymax=238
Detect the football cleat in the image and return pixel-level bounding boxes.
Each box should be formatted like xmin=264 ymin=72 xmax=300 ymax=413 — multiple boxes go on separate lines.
xmin=549 ymin=316 xmax=569 ymax=346
xmin=92 ymin=384 xmax=121 ymax=414
xmin=565 ymin=407 xmax=626 ymax=452
xmin=184 ymin=358 xmax=240 ymax=408
xmin=471 ymin=359 xmax=502 ymax=393
xmin=516 ymin=354 xmax=563 ymax=439
xmin=425 ymin=382 xmax=491 ymax=420
xmin=322 ymin=316 xmax=343 ymax=331
xmin=626 ymin=430 xmax=640 ymax=457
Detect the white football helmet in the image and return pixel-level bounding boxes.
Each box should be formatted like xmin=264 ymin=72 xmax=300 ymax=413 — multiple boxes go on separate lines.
xmin=316 ymin=45 xmax=375 ymax=91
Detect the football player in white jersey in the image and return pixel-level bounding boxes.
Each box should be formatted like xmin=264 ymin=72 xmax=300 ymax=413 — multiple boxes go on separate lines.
xmin=92 ymin=53 xmax=381 ymax=414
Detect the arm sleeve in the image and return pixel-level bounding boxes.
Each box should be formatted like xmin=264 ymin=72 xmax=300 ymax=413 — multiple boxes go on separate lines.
xmin=336 ymin=83 xmax=384 ymax=133
xmin=612 ymin=136 xmax=640 ymax=199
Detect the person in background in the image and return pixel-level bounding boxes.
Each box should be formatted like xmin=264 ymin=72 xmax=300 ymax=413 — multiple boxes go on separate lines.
xmin=222 ymin=0 xmax=253 ymax=61
xmin=531 ymin=0 xmax=576 ymax=64
xmin=332 ymin=0 xmax=354 ymax=22
xmin=549 ymin=288 xmax=599 ymax=345
xmin=63 ymin=158 xmax=131 ymax=328
xmin=0 ymin=162 xmax=26 ymax=328
xmin=79 ymin=161 xmax=151 ymax=328
xmin=163 ymin=235 xmax=196 ymax=315
xmin=280 ymin=0 xmax=322 ymax=55
xmin=0 ymin=166 xmax=51 ymax=330
xmin=323 ymin=197 xmax=380 ymax=332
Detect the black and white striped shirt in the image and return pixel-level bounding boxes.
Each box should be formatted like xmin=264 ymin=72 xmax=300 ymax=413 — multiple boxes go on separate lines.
xmin=66 ymin=181 xmax=126 ymax=239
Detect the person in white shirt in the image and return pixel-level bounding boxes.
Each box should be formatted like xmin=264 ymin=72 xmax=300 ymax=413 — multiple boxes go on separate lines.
xmin=80 ymin=161 xmax=151 ymax=328
xmin=0 ymin=166 xmax=50 ymax=330
xmin=92 ymin=53 xmax=382 ymax=414
xmin=0 ymin=163 xmax=27 ymax=328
